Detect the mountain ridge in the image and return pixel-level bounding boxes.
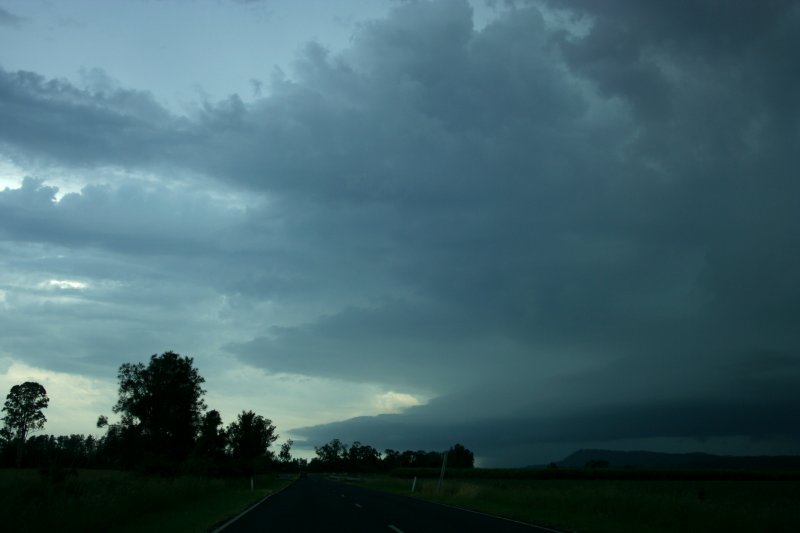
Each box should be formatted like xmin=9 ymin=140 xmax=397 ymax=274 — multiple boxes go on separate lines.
xmin=557 ymin=449 xmax=800 ymax=470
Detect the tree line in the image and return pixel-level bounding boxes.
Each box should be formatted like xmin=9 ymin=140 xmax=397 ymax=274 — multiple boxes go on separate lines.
xmin=309 ymin=439 xmax=474 ymax=472
xmin=2 ymin=351 xmax=472 ymax=475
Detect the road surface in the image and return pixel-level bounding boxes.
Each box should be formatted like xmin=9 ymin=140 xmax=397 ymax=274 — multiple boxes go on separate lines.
xmin=219 ymin=475 xmax=561 ymax=533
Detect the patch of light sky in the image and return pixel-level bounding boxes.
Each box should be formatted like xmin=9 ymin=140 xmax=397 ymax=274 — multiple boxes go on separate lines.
xmin=0 ymin=0 xmax=385 ymax=112
xmin=40 ymin=279 xmax=89 ymax=290
xmin=0 ymin=157 xmax=92 ymax=200
xmin=0 ymin=353 xmax=428 ymax=449
xmin=0 ymin=1 xmax=526 ymax=113
xmin=207 ymin=365 xmax=429 ymax=429
xmin=0 ymin=158 xmax=24 ymax=191
xmin=0 ymin=358 xmax=115 ymax=438
xmin=0 ymin=155 xmax=263 ymax=214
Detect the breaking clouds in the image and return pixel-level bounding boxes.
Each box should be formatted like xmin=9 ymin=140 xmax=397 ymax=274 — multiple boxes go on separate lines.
xmin=1 ymin=0 xmax=798 ymax=464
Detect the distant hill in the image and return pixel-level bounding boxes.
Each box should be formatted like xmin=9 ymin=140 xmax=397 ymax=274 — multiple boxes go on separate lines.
xmin=557 ymin=449 xmax=800 ymax=470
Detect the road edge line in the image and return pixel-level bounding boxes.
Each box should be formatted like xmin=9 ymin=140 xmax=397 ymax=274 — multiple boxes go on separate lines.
xmin=339 ymin=480 xmax=565 ymax=533
xmin=210 ymin=480 xmax=294 ymax=533
xmin=415 ymin=498 xmax=566 ymax=532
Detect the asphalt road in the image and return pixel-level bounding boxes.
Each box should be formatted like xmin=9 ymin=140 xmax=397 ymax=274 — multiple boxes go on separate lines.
xmin=219 ymin=476 xmax=561 ymax=533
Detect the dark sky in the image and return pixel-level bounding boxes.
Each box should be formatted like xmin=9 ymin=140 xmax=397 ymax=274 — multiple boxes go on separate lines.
xmin=0 ymin=0 xmax=798 ymax=465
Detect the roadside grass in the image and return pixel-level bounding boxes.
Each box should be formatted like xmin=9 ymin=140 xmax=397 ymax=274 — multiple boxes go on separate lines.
xmin=0 ymin=468 xmax=292 ymax=532
xmin=360 ymin=475 xmax=800 ymax=533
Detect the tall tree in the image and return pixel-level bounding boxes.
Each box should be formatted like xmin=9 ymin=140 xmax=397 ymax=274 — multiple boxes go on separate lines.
xmin=313 ymin=438 xmax=349 ymax=471
xmin=196 ymin=409 xmax=226 ymax=458
xmin=2 ymin=381 xmax=49 ymax=467
xmin=347 ymin=441 xmax=381 ymax=471
xmin=226 ymin=410 xmax=278 ymax=473
xmin=279 ymin=439 xmax=294 ymax=463
xmin=186 ymin=409 xmax=228 ymax=475
xmin=109 ymin=351 xmax=206 ymax=467
xmin=447 ymin=443 xmax=475 ymax=468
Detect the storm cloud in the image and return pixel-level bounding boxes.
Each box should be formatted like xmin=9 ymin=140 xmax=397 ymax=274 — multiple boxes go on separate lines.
xmin=1 ymin=0 xmax=798 ymax=463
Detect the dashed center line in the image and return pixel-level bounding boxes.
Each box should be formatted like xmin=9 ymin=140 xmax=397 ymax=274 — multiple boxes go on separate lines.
xmin=388 ymin=525 xmax=404 ymax=533
xmin=354 ymin=503 xmax=363 ymax=509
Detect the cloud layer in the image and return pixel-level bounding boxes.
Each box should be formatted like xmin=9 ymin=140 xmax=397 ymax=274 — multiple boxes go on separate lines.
xmin=1 ymin=0 xmax=798 ymax=464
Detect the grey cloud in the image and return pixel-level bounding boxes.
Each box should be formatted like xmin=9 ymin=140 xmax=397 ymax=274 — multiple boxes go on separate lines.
xmin=0 ymin=176 xmax=268 ymax=378
xmin=547 ymin=0 xmax=800 ymax=132
xmin=0 ymin=6 xmax=24 ymax=28
xmin=1 ymin=0 xmax=798 ymax=460
xmin=215 ymin=0 xmax=799 ymax=413
xmin=80 ymin=1 xmax=578 ymax=206
xmin=0 ymin=237 xmax=243 ymax=377
xmin=0 ymin=68 xmax=178 ymax=167
xmin=294 ymin=350 xmax=800 ymax=464
xmin=294 ymin=395 xmax=800 ymax=466
xmin=226 ymin=298 xmax=532 ymax=390
xmin=275 ymin=1 xmax=799 ymax=459
xmin=0 ymin=177 xmax=245 ymax=254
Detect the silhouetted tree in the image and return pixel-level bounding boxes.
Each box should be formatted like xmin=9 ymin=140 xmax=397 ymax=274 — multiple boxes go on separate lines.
xmin=24 ymin=434 xmax=57 ymax=468
xmin=94 ymin=420 xmax=143 ymax=469
xmin=2 ymin=381 xmax=49 ymax=467
xmin=53 ymin=434 xmax=96 ymax=468
xmin=447 ymin=443 xmax=475 ymax=468
xmin=104 ymin=351 xmax=206 ymax=471
xmin=381 ymin=448 xmax=447 ymax=468
xmin=313 ymin=438 xmax=349 ymax=471
xmin=402 ymin=449 xmax=442 ymax=467
xmin=347 ymin=441 xmax=382 ymax=472
xmin=0 ymin=431 xmax=103 ymax=470
xmin=185 ymin=409 xmax=229 ymax=475
xmin=0 ymin=426 xmax=14 ymax=466
xmin=279 ymin=439 xmax=294 ymax=463
xmin=310 ymin=440 xmax=473 ymax=473
xmin=226 ymin=410 xmax=278 ymax=474
xmin=197 ymin=410 xmax=226 ymax=457
xmin=400 ymin=449 xmax=417 ymax=467
xmin=383 ymin=448 xmax=401 ymax=470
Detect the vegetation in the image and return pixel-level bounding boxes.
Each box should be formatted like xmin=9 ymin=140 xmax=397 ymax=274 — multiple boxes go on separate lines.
xmin=0 ymin=352 xmax=470 ymax=479
xmin=99 ymin=351 xmax=208 ymax=472
xmin=387 ymin=466 xmax=800 ymax=481
xmin=309 ymin=439 xmax=474 ymax=472
xmin=2 ymin=382 xmax=49 ymax=467
xmin=361 ymin=475 xmax=800 ymax=533
xmin=91 ymin=352 xmax=294 ymax=475
xmin=227 ymin=410 xmax=279 ymax=475
xmin=0 ymin=468 xmax=290 ymax=532
xmin=278 ymin=439 xmax=294 ymax=464
xmin=0 ymin=350 xmax=302 ymax=531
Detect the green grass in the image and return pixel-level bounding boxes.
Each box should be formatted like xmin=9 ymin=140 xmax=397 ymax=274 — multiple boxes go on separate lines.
xmin=360 ymin=475 xmax=800 ymax=533
xmin=0 ymin=469 xmax=292 ymax=532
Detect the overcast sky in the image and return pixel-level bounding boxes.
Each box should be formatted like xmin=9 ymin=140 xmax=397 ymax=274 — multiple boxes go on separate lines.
xmin=1 ymin=0 xmax=798 ymax=466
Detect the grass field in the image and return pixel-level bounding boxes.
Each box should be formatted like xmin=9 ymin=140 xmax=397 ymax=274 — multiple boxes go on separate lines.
xmin=0 ymin=468 xmax=292 ymax=532
xmin=361 ymin=475 xmax=800 ymax=533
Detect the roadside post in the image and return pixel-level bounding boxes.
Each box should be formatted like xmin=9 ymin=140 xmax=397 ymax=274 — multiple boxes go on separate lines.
xmin=436 ymin=451 xmax=448 ymax=493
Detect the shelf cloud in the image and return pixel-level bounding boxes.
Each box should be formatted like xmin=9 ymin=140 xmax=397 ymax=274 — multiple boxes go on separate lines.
xmin=1 ymin=0 xmax=798 ymax=464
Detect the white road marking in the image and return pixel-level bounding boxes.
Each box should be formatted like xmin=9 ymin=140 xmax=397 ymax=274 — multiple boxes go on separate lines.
xmin=210 ymin=482 xmax=294 ymax=532
xmin=417 ymin=499 xmax=563 ymax=531
xmin=388 ymin=526 xmax=404 ymax=533
xmin=355 ymin=503 xmax=363 ymax=509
